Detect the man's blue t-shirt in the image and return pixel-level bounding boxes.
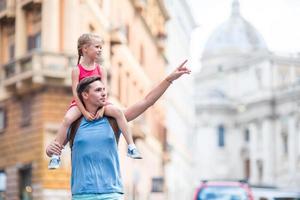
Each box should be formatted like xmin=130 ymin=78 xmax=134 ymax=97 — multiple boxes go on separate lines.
xmin=70 ymin=117 xmax=123 ymax=195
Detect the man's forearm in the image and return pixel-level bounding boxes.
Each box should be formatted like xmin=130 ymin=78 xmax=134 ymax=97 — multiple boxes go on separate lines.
xmin=124 ymin=78 xmax=171 ymax=122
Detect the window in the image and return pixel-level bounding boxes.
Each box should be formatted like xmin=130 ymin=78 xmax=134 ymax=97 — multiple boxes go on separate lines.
xmin=9 ymin=43 xmax=15 ymax=60
xmin=151 ymin=177 xmax=164 ymax=193
xmin=19 ymin=165 xmax=32 ymax=200
xmin=281 ymin=131 xmax=288 ymax=155
xmin=0 ymin=108 xmax=6 ymax=133
xmin=7 ymin=25 xmax=15 ymax=61
xmin=255 ymin=67 xmax=262 ymax=87
xmin=27 ymin=32 xmax=41 ymax=51
xmin=0 ymin=170 xmax=6 ymax=200
xmin=1 ymin=22 xmax=15 ymax=64
xmin=20 ymin=97 xmax=32 ymax=127
xmin=244 ymin=128 xmax=250 ymax=142
xmin=218 ymin=125 xmax=225 ymax=147
xmin=25 ymin=4 xmax=41 ymax=51
xmin=0 ymin=0 xmax=6 ymax=12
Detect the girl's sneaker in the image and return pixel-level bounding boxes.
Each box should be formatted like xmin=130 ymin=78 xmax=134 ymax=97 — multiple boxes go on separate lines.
xmin=48 ymin=155 xmax=61 ymax=169
xmin=127 ymin=148 xmax=142 ymax=159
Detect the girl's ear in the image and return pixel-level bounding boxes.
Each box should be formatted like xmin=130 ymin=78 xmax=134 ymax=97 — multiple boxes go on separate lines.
xmin=82 ymin=44 xmax=88 ymax=53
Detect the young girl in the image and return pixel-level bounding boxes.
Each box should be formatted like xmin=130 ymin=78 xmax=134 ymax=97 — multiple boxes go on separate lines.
xmin=48 ymin=33 xmax=142 ymax=169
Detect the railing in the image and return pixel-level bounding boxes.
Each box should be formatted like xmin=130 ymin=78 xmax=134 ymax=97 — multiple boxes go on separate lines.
xmin=2 ymin=50 xmax=77 ymax=88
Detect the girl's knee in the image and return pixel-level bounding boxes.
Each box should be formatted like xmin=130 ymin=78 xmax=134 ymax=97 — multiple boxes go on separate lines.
xmin=106 ymin=105 xmax=123 ymax=117
xmin=113 ymin=106 xmax=123 ymax=117
xmin=62 ymin=115 xmax=76 ymax=126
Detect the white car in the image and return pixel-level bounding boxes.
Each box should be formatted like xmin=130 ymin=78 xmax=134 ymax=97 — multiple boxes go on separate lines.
xmin=252 ymin=187 xmax=300 ymax=200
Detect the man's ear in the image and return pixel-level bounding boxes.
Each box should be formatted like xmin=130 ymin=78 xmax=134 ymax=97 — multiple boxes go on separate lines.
xmin=82 ymin=91 xmax=89 ymax=100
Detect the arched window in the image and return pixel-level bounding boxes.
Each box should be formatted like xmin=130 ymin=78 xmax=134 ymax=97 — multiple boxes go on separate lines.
xmin=281 ymin=131 xmax=288 ymax=155
xmin=218 ymin=124 xmax=225 ymax=147
xmin=244 ymin=128 xmax=250 ymax=142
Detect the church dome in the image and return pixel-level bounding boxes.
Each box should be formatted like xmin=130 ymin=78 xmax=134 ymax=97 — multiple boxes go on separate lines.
xmin=202 ymin=0 xmax=268 ymax=60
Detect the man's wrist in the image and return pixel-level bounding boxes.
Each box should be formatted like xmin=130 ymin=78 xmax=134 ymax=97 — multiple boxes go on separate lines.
xmin=46 ymin=148 xmax=52 ymax=157
xmin=165 ymin=78 xmax=173 ymax=84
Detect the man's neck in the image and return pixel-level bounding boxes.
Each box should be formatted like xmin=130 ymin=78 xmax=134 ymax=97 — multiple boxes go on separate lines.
xmin=85 ymin=104 xmax=101 ymax=115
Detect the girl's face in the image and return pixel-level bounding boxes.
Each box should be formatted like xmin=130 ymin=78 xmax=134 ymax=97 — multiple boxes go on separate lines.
xmin=84 ymin=38 xmax=103 ymax=61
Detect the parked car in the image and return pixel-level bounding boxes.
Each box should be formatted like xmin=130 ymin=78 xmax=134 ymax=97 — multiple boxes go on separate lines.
xmin=193 ymin=180 xmax=254 ymax=200
xmin=251 ymin=187 xmax=300 ymax=200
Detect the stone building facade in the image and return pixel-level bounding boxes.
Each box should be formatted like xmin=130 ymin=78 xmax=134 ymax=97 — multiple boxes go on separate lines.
xmin=0 ymin=0 xmax=169 ymax=199
xmin=194 ymin=0 xmax=300 ymax=191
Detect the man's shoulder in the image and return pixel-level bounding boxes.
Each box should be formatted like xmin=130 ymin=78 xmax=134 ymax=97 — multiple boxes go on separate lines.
xmin=104 ymin=116 xmax=120 ymax=144
xmin=105 ymin=116 xmax=118 ymax=132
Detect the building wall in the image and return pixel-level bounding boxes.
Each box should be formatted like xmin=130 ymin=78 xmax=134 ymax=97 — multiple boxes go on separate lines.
xmin=195 ymin=55 xmax=300 ymax=190
xmin=164 ymin=0 xmax=196 ymax=199
xmin=0 ymin=0 xmax=168 ymax=199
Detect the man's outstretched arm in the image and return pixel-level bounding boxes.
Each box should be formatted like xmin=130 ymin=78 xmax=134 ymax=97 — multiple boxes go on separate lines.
xmin=124 ymin=60 xmax=190 ymax=122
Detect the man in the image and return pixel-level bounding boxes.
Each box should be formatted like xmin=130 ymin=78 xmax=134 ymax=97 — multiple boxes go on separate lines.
xmin=46 ymin=60 xmax=190 ymax=200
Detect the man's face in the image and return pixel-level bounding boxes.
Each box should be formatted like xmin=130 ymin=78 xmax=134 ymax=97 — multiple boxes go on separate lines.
xmin=83 ymin=80 xmax=107 ymax=107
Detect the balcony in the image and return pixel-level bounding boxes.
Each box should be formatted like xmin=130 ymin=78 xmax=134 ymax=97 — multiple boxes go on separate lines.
xmin=0 ymin=0 xmax=15 ymax=20
xmin=110 ymin=27 xmax=127 ymax=46
xmin=20 ymin=0 xmax=41 ymax=8
xmin=2 ymin=51 xmax=76 ymax=93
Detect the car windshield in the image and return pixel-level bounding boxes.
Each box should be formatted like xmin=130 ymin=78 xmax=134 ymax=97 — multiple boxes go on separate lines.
xmin=197 ymin=186 xmax=249 ymax=200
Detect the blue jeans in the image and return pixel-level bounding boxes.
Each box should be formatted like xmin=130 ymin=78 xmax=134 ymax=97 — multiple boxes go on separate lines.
xmin=72 ymin=193 xmax=124 ymax=200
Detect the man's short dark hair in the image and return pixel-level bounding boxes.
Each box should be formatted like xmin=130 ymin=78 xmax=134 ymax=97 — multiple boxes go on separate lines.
xmin=76 ymin=76 xmax=102 ymax=103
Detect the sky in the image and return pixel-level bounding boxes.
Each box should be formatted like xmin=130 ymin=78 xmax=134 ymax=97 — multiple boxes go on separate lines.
xmin=187 ymin=0 xmax=300 ymax=70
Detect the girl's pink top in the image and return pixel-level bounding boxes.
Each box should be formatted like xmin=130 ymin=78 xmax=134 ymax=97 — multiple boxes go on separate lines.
xmin=78 ymin=63 xmax=102 ymax=81
xmin=69 ymin=64 xmax=102 ymax=108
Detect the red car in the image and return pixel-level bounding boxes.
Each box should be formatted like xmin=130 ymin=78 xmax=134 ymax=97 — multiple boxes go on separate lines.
xmin=193 ymin=180 xmax=254 ymax=200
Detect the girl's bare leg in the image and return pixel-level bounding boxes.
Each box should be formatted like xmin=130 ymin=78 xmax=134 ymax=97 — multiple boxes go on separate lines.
xmin=104 ymin=105 xmax=142 ymax=159
xmin=54 ymin=106 xmax=82 ymax=145
xmin=48 ymin=106 xmax=82 ymax=169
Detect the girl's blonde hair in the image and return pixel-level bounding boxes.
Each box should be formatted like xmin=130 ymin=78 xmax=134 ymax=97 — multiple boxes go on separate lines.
xmin=77 ymin=33 xmax=103 ymax=65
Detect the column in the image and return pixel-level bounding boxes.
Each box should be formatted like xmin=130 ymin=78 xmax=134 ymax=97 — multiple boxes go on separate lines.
xmin=262 ymin=118 xmax=275 ymax=184
xmin=249 ymin=122 xmax=258 ymax=184
xmin=15 ymin=2 xmax=26 ymax=57
xmin=41 ymin=0 xmax=60 ymax=52
xmin=63 ymin=0 xmax=80 ymax=54
xmin=103 ymin=0 xmax=111 ymax=18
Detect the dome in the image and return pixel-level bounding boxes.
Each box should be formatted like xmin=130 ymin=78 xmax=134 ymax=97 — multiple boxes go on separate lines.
xmin=202 ymin=0 xmax=268 ymax=60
